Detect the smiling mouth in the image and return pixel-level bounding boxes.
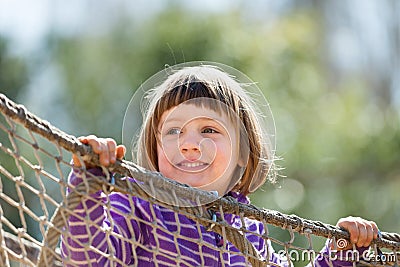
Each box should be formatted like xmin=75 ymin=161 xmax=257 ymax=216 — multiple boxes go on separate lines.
xmin=179 ymin=162 xmax=207 ymax=168
xmin=176 ymin=161 xmax=209 ymax=171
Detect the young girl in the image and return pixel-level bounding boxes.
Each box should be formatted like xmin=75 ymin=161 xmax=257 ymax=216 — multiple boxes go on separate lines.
xmin=61 ymin=63 xmax=378 ymax=266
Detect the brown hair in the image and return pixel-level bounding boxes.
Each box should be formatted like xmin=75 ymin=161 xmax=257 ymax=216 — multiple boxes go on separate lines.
xmin=135 ymin=65 xmax=275 ymax=196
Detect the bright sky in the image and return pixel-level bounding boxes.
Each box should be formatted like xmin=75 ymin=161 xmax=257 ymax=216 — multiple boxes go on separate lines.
xmin=0 ymin=0 xmax=288 ymax=55
xmin=0 ymin=1 xmax=200 ymax=52
xmin=0 ymin=0 xmax=102 ymax=54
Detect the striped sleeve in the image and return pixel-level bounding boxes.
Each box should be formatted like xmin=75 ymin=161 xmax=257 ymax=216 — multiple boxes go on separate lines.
xmin=61 ymin=168 xmax=137 ymax=267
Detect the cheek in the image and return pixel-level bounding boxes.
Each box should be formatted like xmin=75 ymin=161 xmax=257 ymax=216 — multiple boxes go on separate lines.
xmin=157 ymin=143 xmax=182 ymax=181
xmin=214 ymin=141 xmax=233 ymax=166
xmin=218 ymin=137 xmax=241 ymax=169
xmin=158 ymin=138 xmax=179 ymax=160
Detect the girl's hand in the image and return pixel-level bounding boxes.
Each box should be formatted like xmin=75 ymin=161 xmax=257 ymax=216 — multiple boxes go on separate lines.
xmin=72 ymin=135 xmax=126 ymax=168
xmin=335 ymin=216 xmax=379 ymax=249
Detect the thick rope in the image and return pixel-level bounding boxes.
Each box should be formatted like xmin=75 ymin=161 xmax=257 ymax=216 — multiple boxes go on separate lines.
xmin=1 ymin=93 xmax=400 ymax=266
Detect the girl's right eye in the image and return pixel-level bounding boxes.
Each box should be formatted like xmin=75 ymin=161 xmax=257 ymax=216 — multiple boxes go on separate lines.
xmin=166 ymin=128 xmax=181 ymax=135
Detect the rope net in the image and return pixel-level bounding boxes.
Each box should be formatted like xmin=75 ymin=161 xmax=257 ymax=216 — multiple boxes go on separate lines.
xmin=0 ymin=93 xmax=399 ymax=267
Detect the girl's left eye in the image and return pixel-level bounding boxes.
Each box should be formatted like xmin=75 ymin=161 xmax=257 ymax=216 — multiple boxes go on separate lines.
xmin=202 ymin=128 xmax=218 ymax=134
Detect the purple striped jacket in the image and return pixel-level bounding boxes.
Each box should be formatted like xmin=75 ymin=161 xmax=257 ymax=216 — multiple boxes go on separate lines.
xmin=61 ymin=168 xmax=355 ymax=267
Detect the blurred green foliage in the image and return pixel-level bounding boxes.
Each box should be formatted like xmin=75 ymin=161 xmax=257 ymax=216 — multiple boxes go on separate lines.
xmin=0 ymin=3 xmax=399 ymax=261
xmin=0 ymin=37 xmax=28 ymax=98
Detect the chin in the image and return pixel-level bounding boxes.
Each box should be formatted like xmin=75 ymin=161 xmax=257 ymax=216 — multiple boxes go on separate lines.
xmin=185 ymin=180 xmax=206 ymax=188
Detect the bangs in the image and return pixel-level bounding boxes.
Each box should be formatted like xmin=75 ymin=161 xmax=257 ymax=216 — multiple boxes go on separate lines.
xmin=153 ymin=80 xmax=240 ymax=125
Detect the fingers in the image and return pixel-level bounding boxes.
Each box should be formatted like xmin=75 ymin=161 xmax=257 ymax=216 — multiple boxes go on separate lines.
xmin=116 ymin=145 xmax=126 ymax=160
xmin=107 ymin=140 xmax=117 ymax=164
xmin=72 ymin=153 xmax=83 ymax=167
xmin=73 ymin=135 xmax=125 ymax=168
xmin=337 ymin=216 xmax=379 ymax=248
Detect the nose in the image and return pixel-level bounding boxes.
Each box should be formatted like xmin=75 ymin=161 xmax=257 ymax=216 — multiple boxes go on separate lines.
xmin=179 ymin=131 xmax=201 ymax=156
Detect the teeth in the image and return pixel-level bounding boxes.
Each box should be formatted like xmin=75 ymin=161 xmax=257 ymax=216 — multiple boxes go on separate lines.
xmin=180 ymin=162 xmax=205 ymax=168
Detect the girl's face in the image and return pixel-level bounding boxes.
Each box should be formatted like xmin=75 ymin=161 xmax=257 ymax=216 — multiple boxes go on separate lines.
xmin=157 ymin=103 xmax=242 ymax=195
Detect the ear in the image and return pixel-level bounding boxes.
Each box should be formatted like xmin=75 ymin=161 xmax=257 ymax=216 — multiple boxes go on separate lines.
xmin=237 ymin=141 xmax=249 ymax=168
xmin=236 ymin=130 xmax=249 ymax=168
xmin=237 ymin=153 xmax=246 ymax=167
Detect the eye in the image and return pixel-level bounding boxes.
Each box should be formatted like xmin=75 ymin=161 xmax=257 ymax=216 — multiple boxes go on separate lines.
xmin=202 ymin=127 xmax=219 ymax=134
xmin=166 ymin=128 xmax=182 ymax=135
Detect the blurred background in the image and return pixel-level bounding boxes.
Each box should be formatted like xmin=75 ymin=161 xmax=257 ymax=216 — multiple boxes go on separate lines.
xmin=1 ymin=0 xmax=399 ymax=259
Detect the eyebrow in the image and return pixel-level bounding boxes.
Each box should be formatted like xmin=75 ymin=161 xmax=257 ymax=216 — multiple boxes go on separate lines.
xmin=159 ymin=117 xmax=226 ymax=129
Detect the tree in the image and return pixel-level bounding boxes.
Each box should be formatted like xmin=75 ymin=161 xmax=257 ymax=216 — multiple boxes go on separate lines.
xmin=0 ymin=37 xmax=28 ymax=99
